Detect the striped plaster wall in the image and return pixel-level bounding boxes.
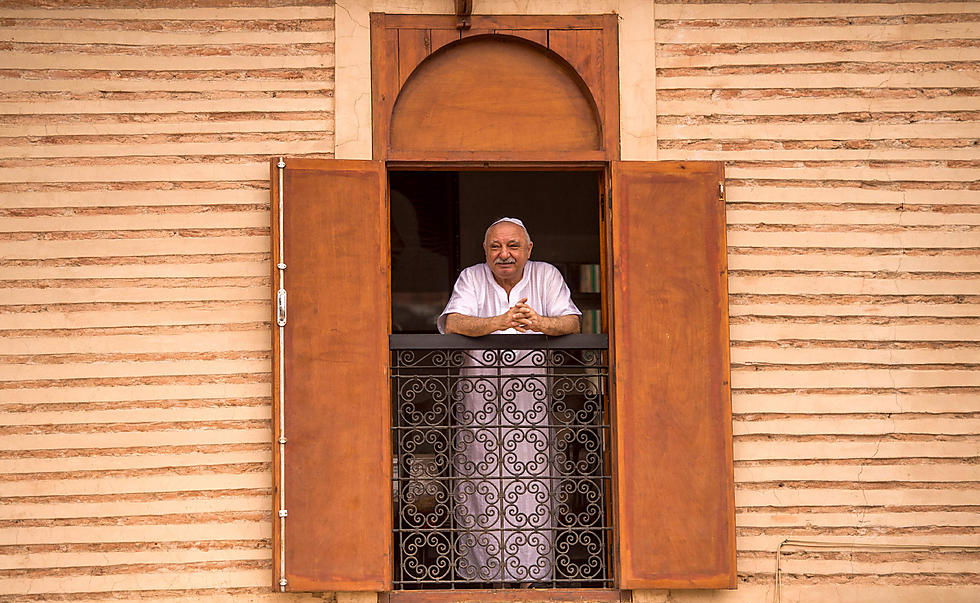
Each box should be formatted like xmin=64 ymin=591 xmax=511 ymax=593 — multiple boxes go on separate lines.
xmin=652 ymin=1 xmax=980 ymax=601
xmin=1 ymin=1 xmax=978 ymax=602
xmin=0 ymin=1 xmax=331 ymax=601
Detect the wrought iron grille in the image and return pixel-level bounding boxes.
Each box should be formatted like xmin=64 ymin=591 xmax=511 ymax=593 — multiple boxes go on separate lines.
xmin=390 ymin=334 xmax=612 ymax=589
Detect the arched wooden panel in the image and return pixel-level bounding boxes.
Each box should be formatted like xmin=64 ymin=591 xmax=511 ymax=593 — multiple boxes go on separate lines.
xmin=389 ymin=35 xmax=602 ymax=155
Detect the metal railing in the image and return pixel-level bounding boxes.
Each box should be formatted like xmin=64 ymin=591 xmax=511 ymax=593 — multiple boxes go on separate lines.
xmin=390 ymin=334 xmax=612 ymax=589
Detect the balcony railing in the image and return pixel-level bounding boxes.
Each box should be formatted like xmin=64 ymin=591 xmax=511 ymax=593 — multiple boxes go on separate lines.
xmin=390 ymin=334 xmax=612 ymax=589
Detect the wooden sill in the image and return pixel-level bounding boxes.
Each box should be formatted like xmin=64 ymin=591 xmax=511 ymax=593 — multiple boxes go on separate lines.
xmin=382 ymin=589 xmax=627 ymax=603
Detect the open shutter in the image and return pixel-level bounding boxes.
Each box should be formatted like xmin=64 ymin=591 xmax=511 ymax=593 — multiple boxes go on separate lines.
xmin=272 ymin=159 xmax=390 ymax=591
xmin=610 ymin=161 xmax=735 ymax=589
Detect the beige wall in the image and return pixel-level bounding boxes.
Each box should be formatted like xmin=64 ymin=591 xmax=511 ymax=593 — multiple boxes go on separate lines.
xmin=1 ymin=1 xmax=978 ymax=601
xmin=1 ymin=1 xmax=331 ymax=601
xmin=654 ymin=2 xmax=980 ymax=601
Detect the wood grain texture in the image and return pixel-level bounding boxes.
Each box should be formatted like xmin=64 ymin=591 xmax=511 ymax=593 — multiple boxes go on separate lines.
xmin=389 ymin=36 xmax=600 ymax=153
xmin=611 ymin=161 xmax=735 ymax=589
xmin=548 ymin=29 xmax=604 ymax=118
xmin=494 ymin=28 xmax=548 ymax=46
xmin=428 ymin=28 xmax=460 ymax=53
xmin=371 ymin=12 xmax=398 ymax=164
xmin=372 ymin=14 xmax=619 ymax=161
xmin=277 ymin=158 xmax=390 ymax=591
xmin=397 ymin=28 xmax=429 ymax=89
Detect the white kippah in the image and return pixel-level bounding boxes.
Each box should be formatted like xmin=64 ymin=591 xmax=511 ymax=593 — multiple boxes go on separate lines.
xmin=489 ymin=217 xmax=525 ymax=229
xmin=485 ymin=217 xmax=532 ymax=244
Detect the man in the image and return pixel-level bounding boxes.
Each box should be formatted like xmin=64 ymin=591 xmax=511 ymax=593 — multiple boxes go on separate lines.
xmin=437 ymin=217 xmax=580 ymax=584
xmin=438 ymin=218 xmax=581 ymax=337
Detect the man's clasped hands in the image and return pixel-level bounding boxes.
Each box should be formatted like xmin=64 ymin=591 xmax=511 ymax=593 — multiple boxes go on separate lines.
xmin=497 ymin=297 xmax=548 ymax=333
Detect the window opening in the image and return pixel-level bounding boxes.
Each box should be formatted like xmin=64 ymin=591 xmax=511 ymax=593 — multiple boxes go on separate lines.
xmin=389 ymin=170 xmax=611 ymax=590
xmin=390 ymin=171 xmax=603 ymax=334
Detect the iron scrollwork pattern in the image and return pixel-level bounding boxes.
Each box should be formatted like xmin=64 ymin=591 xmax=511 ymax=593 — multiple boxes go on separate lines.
xmin=391 ymin=337 xmax=612 ymax=589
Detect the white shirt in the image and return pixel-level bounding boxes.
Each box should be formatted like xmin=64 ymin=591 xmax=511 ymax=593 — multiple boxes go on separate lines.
xmin=437 ymin=261 xmax=581 ymax=334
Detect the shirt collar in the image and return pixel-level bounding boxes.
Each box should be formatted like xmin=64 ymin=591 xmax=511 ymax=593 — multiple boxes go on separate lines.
xmin=484 ymin=261 xmax=531 ymax=300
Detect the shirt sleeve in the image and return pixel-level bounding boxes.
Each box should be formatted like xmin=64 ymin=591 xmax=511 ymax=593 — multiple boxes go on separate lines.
xmin=436 ymin=268 xmax=480 ymax=334
xmin=542 ymin=263 xmax=581 ymax=318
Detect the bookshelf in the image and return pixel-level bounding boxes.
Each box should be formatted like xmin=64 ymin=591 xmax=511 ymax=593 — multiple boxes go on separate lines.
xmin=557 ymin=262 xmax=602 ymax=334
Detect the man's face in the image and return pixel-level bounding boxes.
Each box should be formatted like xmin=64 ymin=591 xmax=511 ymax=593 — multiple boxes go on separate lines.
xmin=484 ymin=222 xmax=532 ymax=283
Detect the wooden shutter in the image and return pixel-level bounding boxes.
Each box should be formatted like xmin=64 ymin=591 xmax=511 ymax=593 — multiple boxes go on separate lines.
xmin=272 ymin=159 xmax=391 ymax=591
xmin=610 ymin=161 xmax=735 ymax=589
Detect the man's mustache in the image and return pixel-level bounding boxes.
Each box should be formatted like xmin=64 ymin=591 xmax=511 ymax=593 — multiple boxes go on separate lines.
xmin=495 ymin=258 xmax=516 ymax=265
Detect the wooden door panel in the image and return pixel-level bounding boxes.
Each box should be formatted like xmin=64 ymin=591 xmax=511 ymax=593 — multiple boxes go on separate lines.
xmin=610 ymin=161 xmax=735 ymax=589
xmin=398 ymin=28 xmax=430 ymax=88
xmin=462 ymin=27 xmax=493 ymax=38
xmin=389 ymin=36 xmax=601 ymax=153
xmin=272 ymin=158 xmax=391 ymax=591
xmin=430 ymin=28 xmax=460 ymax=52
xmin=495 ymin=28 xmax=548 ymax=45
xmin=547 ymin=29 xmax=604 ymax=116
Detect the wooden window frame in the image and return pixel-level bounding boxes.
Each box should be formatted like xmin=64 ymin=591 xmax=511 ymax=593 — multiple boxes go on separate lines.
xmin=267 ymin=12 xmax=735 ymax=598
xmin=374 ymin=21 xmax=622 ymax=594
xmin=383 ymin=161 xmax=618 ymax=603
xmin=371 ymin=13 xmax=621 ymax=163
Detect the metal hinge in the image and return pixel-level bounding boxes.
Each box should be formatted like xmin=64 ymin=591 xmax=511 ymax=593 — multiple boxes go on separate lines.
xmin=719 ymin=181 xmax=725 ymax=201
xmin=276 ymin=288 xmax=287 ymax=327
xmin=278 ymin=509 xmax=288 ymax=518
xmin=279 ymin=577 xmax=288 ymax=590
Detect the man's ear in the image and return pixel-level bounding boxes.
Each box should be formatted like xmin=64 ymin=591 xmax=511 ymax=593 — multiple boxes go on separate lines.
xmin=527 ymin=242 xmax=533 ymax=257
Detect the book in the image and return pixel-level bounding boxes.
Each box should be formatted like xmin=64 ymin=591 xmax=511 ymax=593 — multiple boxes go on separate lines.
xmin=578 ymin=263 xmax=600 ymax=293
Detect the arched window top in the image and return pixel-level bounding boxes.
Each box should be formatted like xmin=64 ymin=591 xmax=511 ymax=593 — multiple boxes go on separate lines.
xmin=389 ymin=34 xmax=602 ymax=153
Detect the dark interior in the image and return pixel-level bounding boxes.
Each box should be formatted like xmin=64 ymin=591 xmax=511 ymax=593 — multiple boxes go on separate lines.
xmin=390 ymin=170 xmax=603 ymax=334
